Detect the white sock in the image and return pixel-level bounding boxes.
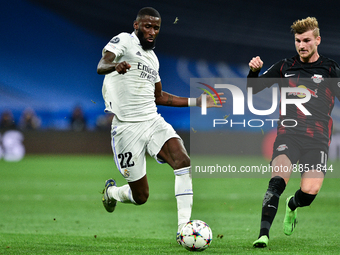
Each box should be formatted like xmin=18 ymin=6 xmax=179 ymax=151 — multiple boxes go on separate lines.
xmin=108 ymin=184 xmax=136 ymax=204
xmin=174 ymin=167 xmax=193 ymax=228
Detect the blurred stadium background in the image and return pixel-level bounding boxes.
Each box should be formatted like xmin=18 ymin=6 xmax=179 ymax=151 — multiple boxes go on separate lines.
xmin=2 ymin=0 xmax=340 ymax=158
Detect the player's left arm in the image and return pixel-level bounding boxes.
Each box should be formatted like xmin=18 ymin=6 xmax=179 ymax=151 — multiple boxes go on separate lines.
xmin=154 ymin=81 xmax=226 ymax=107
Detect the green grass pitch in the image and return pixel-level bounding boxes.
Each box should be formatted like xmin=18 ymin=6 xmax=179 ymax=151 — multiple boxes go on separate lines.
xmin=0 ymin=155 xmax=339 ymax=254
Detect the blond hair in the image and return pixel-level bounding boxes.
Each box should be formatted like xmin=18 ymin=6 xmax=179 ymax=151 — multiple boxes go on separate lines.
xmin=291 ymin=17 xmax=320 ymax=37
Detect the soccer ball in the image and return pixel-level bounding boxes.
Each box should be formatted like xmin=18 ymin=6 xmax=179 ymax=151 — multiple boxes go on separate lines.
xmin=179 ymin=220 xmax=212 ymax=251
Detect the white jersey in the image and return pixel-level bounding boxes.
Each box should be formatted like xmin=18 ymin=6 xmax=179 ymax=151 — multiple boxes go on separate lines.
xmin=102 ymin=32 xmax=161 ymax=122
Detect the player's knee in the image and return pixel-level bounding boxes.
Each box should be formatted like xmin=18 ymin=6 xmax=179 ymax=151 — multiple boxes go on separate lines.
xmin=301 ymin=186 xmax=320 ymax=196
xmin=174 ymin=155 xmax=190 ymax=170
xmin=133 ymin=190 xmax=149 ymax=205
xmin=268 ymin=176 xmax=286 ymax=196
xmin=301 ymin=179 xmax=323 ymax=195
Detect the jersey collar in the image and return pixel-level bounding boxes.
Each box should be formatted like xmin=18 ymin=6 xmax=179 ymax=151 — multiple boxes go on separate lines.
xmin=295 ymin=54 xmax=323 ymax=65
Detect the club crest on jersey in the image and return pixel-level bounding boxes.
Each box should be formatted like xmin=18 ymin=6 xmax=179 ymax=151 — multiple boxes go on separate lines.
xmin=123 ymin=169 xmax=130 ymax=178
xmin=276 ymin=144 xmax=288 ymax=151
xmin=311 ymin=74 xmax=324 ymax=84
xmin=110 ymin=37 xmax=120 ymax=44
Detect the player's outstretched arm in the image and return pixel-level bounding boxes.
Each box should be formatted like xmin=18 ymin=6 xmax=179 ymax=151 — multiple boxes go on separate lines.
xmin=154 ymin=82 xmax=188 ymax=107
xmin=97 ymin=51 xmax=131 ymax=75
xmin=154 ymin=82 xmax=226 ymax=107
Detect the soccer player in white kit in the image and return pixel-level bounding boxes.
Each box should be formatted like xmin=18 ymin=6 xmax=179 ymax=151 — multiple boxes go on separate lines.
xmin=97 ymin=7 xmax=224 ymax=243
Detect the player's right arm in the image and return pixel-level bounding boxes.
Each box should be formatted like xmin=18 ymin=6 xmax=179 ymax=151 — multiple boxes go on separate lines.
xmin=97 ymin=51 xmax=131 ymax=75
xmin=247 ymin=56 xmax=268 ymax=94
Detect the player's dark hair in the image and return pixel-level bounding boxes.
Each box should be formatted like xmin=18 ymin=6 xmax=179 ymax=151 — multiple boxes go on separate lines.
xmin=136 ymin=7 xmax=161 ymax=20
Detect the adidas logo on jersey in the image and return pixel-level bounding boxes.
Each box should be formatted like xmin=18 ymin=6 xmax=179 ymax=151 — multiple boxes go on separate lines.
xmin=136 ymin=51 xmax=142 ymax=56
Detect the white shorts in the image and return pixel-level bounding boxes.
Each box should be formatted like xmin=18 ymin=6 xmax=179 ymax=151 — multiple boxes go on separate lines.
xmin=111 ymin=114 xmax=180 ymax=182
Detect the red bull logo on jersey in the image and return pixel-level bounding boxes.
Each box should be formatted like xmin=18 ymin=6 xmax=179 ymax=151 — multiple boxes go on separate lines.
xmin=288 ymin=85 xmax=318 ymax=98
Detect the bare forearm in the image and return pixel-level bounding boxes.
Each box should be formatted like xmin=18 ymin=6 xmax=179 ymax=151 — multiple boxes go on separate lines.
xmin=155 ymin=91 xmax=189 ymax=107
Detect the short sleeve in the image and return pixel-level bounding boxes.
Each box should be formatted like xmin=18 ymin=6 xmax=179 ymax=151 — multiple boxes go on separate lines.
xmin=102 ymin=32 xmax=131 ymax=59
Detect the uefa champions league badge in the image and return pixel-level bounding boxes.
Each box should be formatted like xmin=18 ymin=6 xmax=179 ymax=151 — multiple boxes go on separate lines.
xmin=110 ymin=37 xmax=120 ymax=44
xmin=311 ymin=74 xmax=324 ymax=83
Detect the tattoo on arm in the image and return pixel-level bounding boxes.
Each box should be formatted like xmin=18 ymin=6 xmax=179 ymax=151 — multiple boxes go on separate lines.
xmin=166 ymin=95 xmax=173 ymax=105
